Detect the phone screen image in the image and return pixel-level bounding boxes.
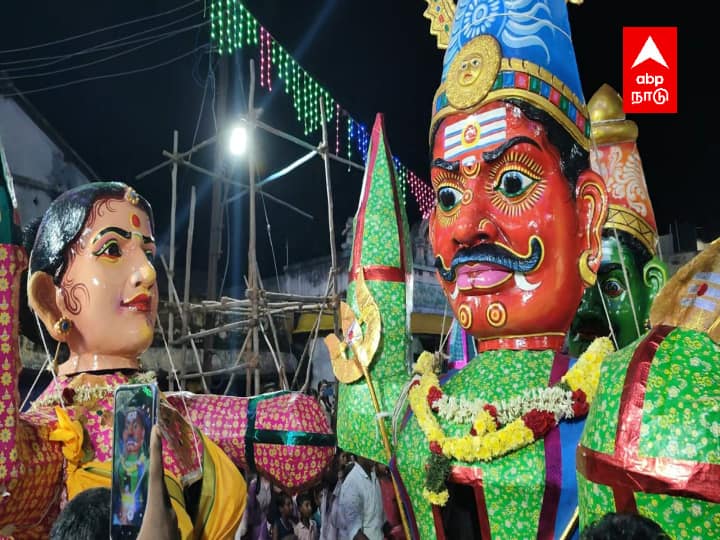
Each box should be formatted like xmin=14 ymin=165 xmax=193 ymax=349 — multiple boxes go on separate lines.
xmin=110 ymin=383 xmax=158 ymax=539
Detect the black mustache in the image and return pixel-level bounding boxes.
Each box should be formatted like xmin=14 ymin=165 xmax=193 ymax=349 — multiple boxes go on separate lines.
xmin=434 ymin=237 xmax=543 ymax=282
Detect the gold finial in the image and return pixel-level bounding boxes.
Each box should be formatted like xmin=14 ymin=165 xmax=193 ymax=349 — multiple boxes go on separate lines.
xmin=588 ymin=84 xmax=638 ymax=145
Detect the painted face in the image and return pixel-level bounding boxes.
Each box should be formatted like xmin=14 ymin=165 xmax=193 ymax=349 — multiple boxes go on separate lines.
xmin=568 ymin=235 xmax=651 ymax=356
xmin=58 ymin=197 xmax=158 ymax=360
xmin=429 ymin=103 xmax=596 ymax=343
xmin=122 ymin=410 xmax=146 ymax=456
xmin=458 ymin=52 xmax=484 ymax=88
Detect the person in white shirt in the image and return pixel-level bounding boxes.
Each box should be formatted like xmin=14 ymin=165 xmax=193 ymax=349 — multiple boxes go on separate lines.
xmin=337 ymin=456 xmax=386 ymax=540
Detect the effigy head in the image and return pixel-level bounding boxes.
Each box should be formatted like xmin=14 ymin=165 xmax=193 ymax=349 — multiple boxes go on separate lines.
xmin=568 ymin=232 xmax=666 ymax=356
xmin=568 ymin=84 xmax=667 ymax=356
xmin=427 ymin=0 xmax=608 ymax=348
xmin=27 ymin=181 xmax=158 ymax=374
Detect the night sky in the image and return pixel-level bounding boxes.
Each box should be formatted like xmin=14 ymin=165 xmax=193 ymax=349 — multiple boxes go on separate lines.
xmin=0 ymin=1 xmax=707 ymax=295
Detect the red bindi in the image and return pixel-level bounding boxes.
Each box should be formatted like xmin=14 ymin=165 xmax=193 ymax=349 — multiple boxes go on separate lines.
xmin=131 ymin=214 xmax=141 ymax=228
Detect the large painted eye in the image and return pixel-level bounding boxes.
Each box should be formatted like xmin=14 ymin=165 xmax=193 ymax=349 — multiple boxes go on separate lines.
xmin=495 ymin=170 xmax=536 ymax=198
xmin=437 ymin=186 xmax=463 ymax=212
xmin=601 ymin=278 xmax=625 ymax=298
xmin=94 ymin=239 xmax=122 ymax=259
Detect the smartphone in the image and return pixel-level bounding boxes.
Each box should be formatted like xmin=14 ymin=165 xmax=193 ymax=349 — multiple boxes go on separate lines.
xmin=110 ymin=383 xmax=159 ymax=540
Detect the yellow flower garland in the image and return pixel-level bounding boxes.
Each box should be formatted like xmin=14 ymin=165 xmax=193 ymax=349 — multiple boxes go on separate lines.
xmin=409 ymin=337 xmax=614 ymax=505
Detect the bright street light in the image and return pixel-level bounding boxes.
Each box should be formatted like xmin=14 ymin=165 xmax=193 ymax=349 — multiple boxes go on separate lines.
xmin=229 ymin=124 xmax=247 ymax=156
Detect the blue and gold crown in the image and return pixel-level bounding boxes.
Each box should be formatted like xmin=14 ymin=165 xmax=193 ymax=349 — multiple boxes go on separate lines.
xmin=426 ymin=0 xmax=590 ymax=149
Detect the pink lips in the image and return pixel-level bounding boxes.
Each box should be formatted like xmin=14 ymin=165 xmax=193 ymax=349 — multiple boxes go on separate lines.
xmin=456 ymin=263 xmax=511 ymax=290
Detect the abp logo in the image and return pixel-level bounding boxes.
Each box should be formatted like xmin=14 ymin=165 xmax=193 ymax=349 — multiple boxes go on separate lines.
xmin=623 ymin=27 xmax=677 ymax=113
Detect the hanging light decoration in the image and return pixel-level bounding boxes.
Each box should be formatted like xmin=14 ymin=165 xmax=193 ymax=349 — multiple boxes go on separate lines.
xmin=209 ymin=0 xmax=433 ymax=216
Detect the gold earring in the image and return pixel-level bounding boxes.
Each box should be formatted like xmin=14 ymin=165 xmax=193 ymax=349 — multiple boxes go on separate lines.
xmin=54 ymin=317 xmax=72 ymax=336
xmin=578 ymin=250 xmax=597 ymax=287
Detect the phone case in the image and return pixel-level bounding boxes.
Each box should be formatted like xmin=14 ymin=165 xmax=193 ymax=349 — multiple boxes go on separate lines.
xmin=110 ymin=383 xmax=158 ymax=540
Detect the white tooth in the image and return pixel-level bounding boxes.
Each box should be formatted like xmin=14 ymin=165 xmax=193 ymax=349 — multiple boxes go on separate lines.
xmin=450 ymin=283 xmax=459 ymax=300
xmin=514 ymin=272 xmax=540 ymax=291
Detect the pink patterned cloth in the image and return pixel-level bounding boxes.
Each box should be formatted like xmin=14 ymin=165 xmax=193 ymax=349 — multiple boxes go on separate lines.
xmin=166 ymin=391 xmax=336 ymax=493
xmin=0 ymin=245 xmax=64 ymax=539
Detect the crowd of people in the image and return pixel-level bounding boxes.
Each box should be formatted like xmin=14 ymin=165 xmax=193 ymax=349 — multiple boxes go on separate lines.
xmin=47 ymin=423 xmax=672 ymax=540
xmin=236 ymin=448 xmax=404 ymax=540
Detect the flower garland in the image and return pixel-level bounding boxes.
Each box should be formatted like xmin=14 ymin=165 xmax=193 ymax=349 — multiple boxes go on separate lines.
xmin=408 ymin=337 xmax=614 ymax=506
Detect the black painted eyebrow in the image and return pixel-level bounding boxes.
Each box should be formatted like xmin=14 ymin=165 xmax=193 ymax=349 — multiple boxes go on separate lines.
xmin=430 ymin=158 xmax=460 ymax=172
xmin=482 ymin=136 xmax=540 ymax=162
xmin=92 ymin=226 xmax=154 ymax=245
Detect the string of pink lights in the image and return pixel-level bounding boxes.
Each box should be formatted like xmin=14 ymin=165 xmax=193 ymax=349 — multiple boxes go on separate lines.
xmin=210 ymin=0 xmax=435 ymax=219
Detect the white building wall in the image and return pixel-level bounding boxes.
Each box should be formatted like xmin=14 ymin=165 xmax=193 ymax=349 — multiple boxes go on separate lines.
xmin=0 ymin=96 xmax=90 ymax=225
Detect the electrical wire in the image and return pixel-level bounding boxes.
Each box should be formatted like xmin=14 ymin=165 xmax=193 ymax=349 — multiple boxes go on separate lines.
xmin=3 ymin=21 xmax=208 ymax=80
xmin=0 ymin=0 xmax=202 ymax=54
xmin=260 ymin=190 xmax=283 ymax=293
xmin=1 ymin=44 xmax=211 ymax=97
xmin=1 ymin=9 xmax=206 ymax=72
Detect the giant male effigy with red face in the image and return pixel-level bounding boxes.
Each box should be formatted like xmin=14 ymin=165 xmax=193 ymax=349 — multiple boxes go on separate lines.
xmin=329 ymin=2 xmax=717 ymax=538
xmin=332 ymin=1 xmax=613 ymax=538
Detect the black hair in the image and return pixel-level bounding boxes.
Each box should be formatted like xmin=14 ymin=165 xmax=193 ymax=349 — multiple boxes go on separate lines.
xmin=49 ymin=487 xmax=111 ymax=540
xmin=296 ymin=491 xmax=313 ymax=508
xmin=505 ymin=99 xmax=589 ymax=191
xmin=580 ymin=512 xmax=670 ymax=540
xmin=275 ymin=492 xmax=293 ymax=509
xmin=29 ymin=181 xmax=153 ymax=285
xmin=602 ymin=228 xmax=653 ymax=269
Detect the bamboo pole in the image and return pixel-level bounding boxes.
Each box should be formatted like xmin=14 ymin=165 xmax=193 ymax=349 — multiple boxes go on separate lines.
xmin=180 ymin=185 xmax=197 ymax=389
xmin=159 ymin=254 xmax=209 ymax=393
xmin=223 ymin=331 xmax=253 ymax=395
xmin=180 ymin=362 xmax=250 ymax=380
xmin=246 ymin=60 xmax=260 ymax=397
xmin=168 ymin=129 xmax=178 ymax=390
xmin=319 ymin=97 xmax=340 ymax=337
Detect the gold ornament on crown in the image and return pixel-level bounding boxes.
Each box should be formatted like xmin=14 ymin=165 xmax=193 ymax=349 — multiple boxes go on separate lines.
xmin=446 ymin=35 xmax=501 ymax=111
xmin=423 ymin=1 xmax=585 ymax=51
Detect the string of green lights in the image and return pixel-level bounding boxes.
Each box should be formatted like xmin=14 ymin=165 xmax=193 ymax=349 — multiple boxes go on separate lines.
xmin=208 ymin=0 xmax=436 ymax=218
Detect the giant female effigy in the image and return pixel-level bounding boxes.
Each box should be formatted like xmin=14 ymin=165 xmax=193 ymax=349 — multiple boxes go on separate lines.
xmin=0 ymin=176 xmax=334 ymax=539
